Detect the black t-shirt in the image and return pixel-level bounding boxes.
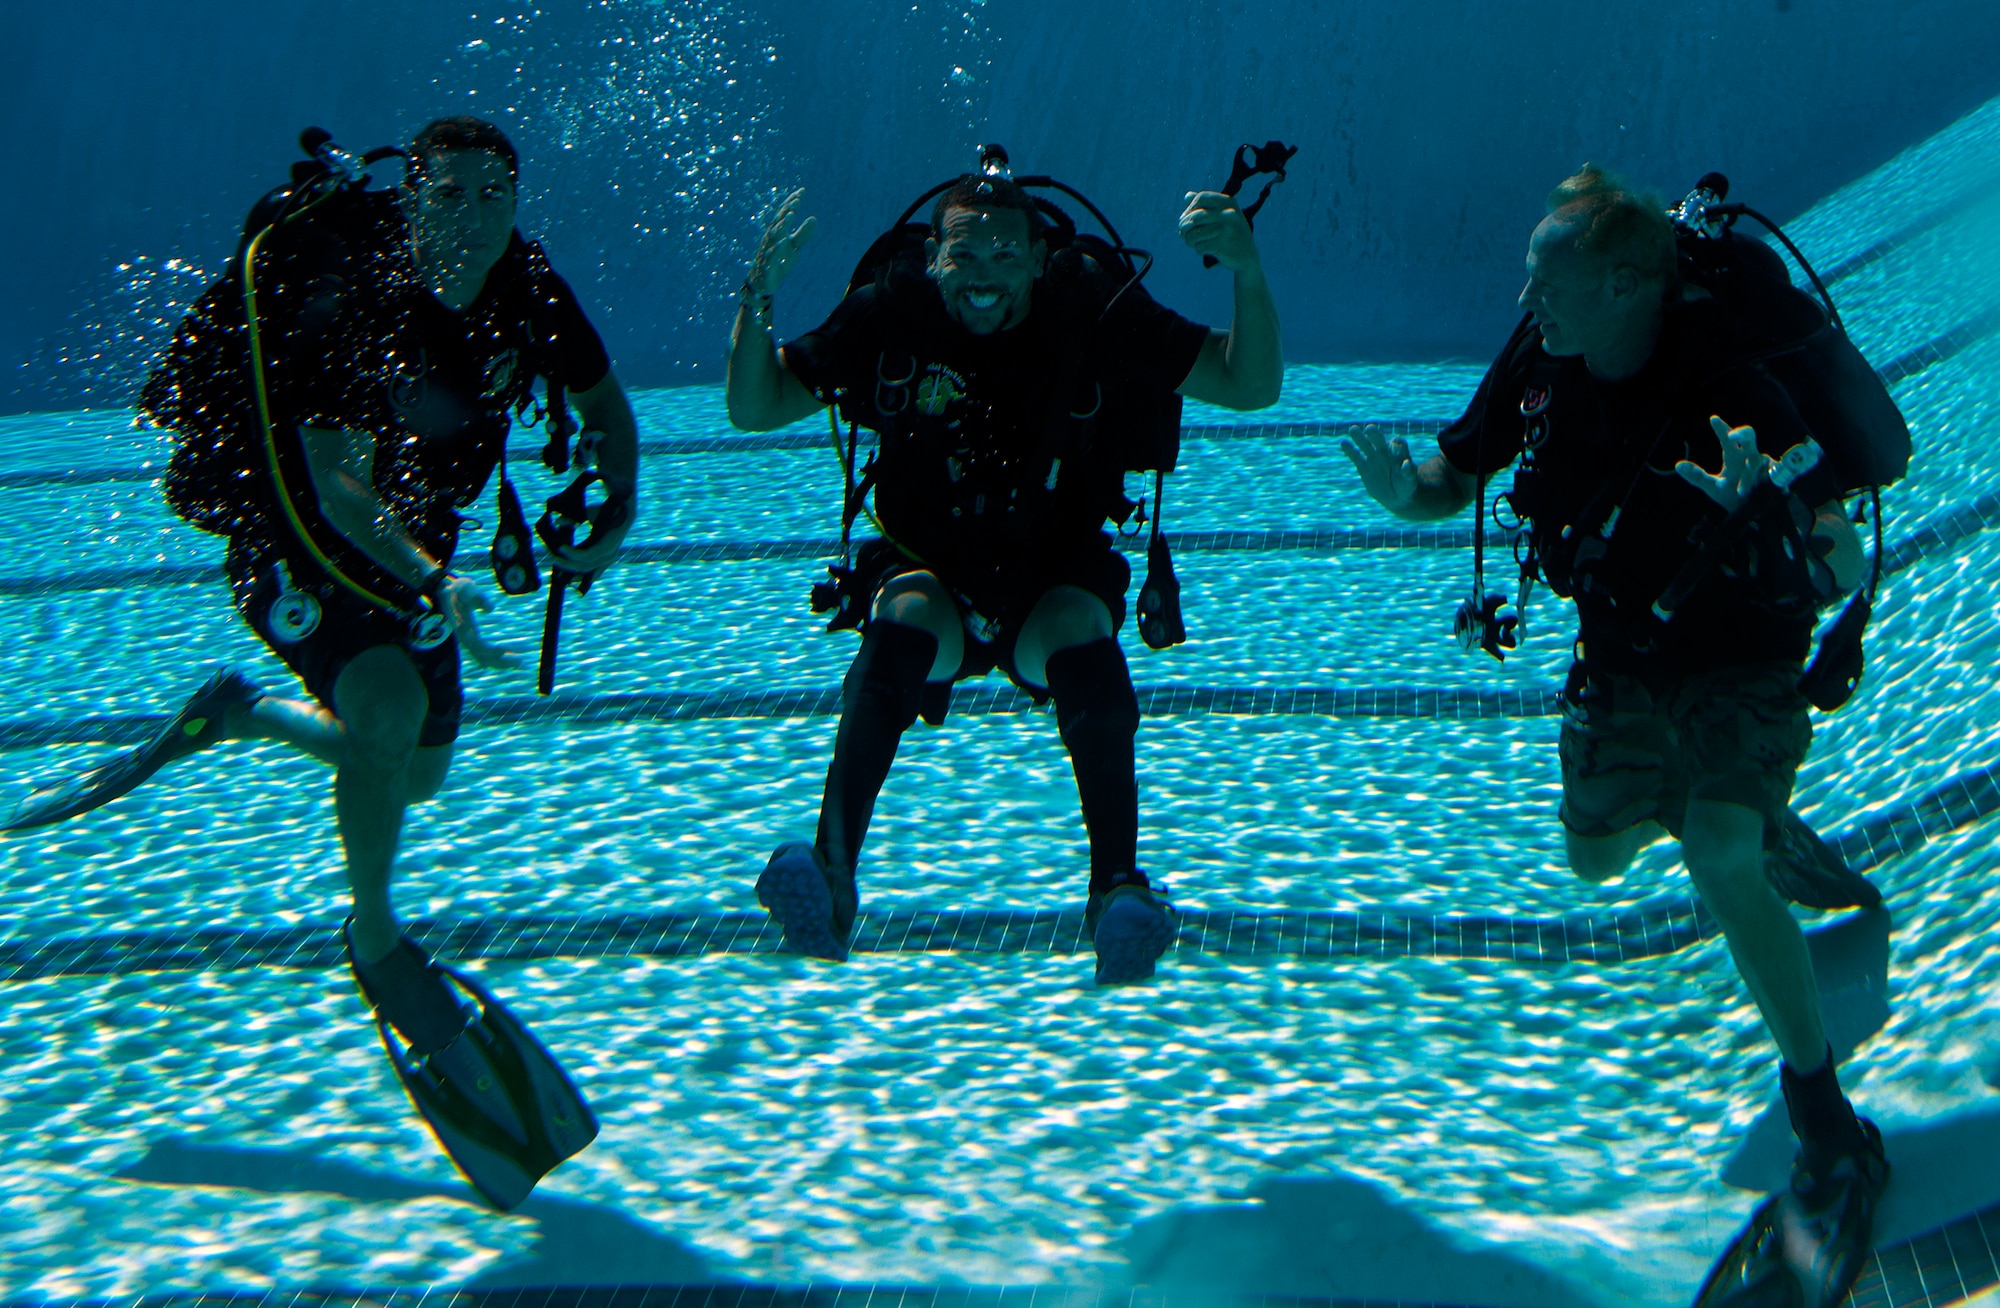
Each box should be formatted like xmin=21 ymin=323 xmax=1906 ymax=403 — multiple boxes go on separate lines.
xmin=1439 ymin=301 xmax=1840 ymax=675
xmin=238 ymin=201 xmax=610 ymax=590
xmin=783 ymin=255 xmax=1210 ymax=571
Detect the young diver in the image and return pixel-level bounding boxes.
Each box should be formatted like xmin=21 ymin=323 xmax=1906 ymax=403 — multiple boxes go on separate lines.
xmin=725 ymin=164 xmax=1282 ymax=984
xmin=1345 ymin=165 xmax=1891 ymax=1307
xmin=5 ymin=117 xmax=639 ymax=1209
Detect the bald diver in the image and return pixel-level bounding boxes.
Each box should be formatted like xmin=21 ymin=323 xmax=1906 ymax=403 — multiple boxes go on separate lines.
xmin=725 ymin=148 xmax=1284 ymax=984
xmin=5 ymin=117 xmax=638 ymax=1209
xmin=1345 ymin=165 xmax=1909 ymax=1308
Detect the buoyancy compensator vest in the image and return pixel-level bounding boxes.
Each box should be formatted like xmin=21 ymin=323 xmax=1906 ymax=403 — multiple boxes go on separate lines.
xmin=813 ymin=144 xmax=1185 ymax=642
xmin=141 ymin=127 xmax=575 ymax=620
xmin=1462 ymin=172 xmax=1912 ymax=711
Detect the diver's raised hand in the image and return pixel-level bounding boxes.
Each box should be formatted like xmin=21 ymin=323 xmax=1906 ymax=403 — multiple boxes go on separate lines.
xmin=745 ymin=188 xmax=818 ymax=302
xmin=438 ymin=576 xmax=519 ymax=670
xmin=1677 ymin=416 xmax=1775 ymax=511
xmin=1341 ymin=424 xmax=1419 ymax=512
xmin=1179 ymin=191 xmax=1259 ymax=272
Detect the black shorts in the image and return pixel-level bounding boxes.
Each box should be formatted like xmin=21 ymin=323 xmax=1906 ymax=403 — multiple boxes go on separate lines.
xmin=851 ymin=533 xmax=1131 ymax=696
xmin=236 ymin=567 xmax=464 ymax=748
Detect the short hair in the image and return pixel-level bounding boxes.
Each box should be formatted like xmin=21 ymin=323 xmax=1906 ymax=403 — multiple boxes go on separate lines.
xmin=930 ymin=174 xmax=1043 ymax=241
xmin=1545 ymin=163 xmax=1677 ymax=287
xmin=407 ymin=116 xmax=519 ymax=185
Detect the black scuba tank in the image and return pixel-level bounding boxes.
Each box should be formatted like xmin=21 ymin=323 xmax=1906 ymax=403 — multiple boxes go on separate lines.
xmin=1673 ymin=178 xmax=1911 ymax=494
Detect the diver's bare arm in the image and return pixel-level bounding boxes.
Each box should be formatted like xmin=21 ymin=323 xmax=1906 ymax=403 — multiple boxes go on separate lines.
xmin=1342 ymin=422 xmax=1478 ymax=523
xmin=1407 ymin=455 xmax=1478 ymax=521
xmin=726 ymin=311 xmax=823 ymax=431
xmin=571 ymin=368 xmax=640 ymax=497
xmin=1179 ymin=281 xmax=1283 ymax=410
xmin=299 ymin=425 xmax=442 ymax=587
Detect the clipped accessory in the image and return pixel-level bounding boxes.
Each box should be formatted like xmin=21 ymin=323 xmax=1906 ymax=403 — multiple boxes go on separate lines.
xmin=490 ymin=474 xmax=540 ymax=596
xmin=1798 ymin=589 xmax=1871 ymax=712
xmin=266 ymin=560 xmax=322 ymax=643
xmin=407 ymin=610 xmax=452 ymax=651
xmin=1203 ymin=139 xmax=1299 ymax=268
xmin=1798 ymin=493 xmax=1883 ymax=712
xmin=1454 ymin=591 xmax=1518 ymax=660
xmin=534 ymin=472 xmax=634 ymax=695
xmin=1652 ymin=439 xmax=1824 ymax=623
xmin=539 ymin=380 xmax=578 ymax=474
xmin=1136 ymin=471 xmax=1186 ymax=650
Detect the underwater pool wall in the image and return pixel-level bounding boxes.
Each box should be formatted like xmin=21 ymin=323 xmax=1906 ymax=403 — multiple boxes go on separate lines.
xmin=7 ymin=0 xmax=2000 ymax=408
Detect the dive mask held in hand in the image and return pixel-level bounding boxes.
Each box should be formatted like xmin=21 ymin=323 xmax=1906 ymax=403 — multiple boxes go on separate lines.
xmin=1203 ymin=140 xmax=1298 ymax=269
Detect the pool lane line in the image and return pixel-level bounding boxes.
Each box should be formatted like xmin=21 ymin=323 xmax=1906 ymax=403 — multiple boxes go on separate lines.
xmin=0 ymin=456 xmax=1996 ymax=738
xmin=0 ymin=684 xmax=1565 ymax=751
xmin=1812 ymin=169 xmax=2000 ymax=287
xmin=0 ymin=526 xmax=1483 ymax=598
xmin=5 ymin=451 xmax=1995 ymax=604
xmin=0 ymin=417 xmax=1462 ymax=491
xmin=12 ymin=452 xmax=2000 ymax=605
xmin=0 ymin=1234 xmax=1977 ymax=1308
xmin=0 ymin=746 xmax=1989 ymax=980
xmin=2 ymin=286 xmax=1992 ymax=497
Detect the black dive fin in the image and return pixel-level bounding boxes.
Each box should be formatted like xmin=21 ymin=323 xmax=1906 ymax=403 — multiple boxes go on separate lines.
xmin=1763 ymin=808 xmax=1882 ymax=911
xmin=1691 ymin=1151 xmax=1885 ymax=1308
xmin=368 ymin=963 xmax=599 ymax=1211
xmin=3 ymin=668 xmax=260 ymax=833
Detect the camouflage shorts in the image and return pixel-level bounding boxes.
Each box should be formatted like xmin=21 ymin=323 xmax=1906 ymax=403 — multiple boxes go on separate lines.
xmin=1557 ymin=660 xmax=1812 ymax=839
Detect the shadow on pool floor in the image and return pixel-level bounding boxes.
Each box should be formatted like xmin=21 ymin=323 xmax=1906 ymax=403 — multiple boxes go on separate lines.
xmin=1120 ymin=1171 xmax=1602 ymax=1308
xmin=113 ymin=1137 xmax=725 ymax=1285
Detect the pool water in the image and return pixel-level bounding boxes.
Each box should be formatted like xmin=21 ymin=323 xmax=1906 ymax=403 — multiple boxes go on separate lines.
xmin=1 ymin=97 xmax=1999 ymax=1308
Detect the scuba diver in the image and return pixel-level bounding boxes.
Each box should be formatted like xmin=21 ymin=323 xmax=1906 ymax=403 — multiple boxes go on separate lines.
xmin=4 ymin=117 xmax=638 ymax=1209
xmin=725 ymin=152 xmax=1283 ymax=985
xmin=1345 ymin=165 xmax=1907 ymax=1308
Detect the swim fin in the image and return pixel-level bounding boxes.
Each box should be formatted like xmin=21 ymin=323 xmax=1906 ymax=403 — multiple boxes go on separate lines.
xmin=1690 ymin=1121 xmax=1888 ymax=1308
xmin=1763 ymin=808 xmax=1882 ymax=911
xmin=348 ymin=930 xmax=598 ymax=1211
xmin=3 ymin=667 xmax=261 ymax=833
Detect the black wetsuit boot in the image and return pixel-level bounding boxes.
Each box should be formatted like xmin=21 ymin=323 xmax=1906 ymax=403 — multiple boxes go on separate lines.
xmin=348 ymin=930 xmax=472 ymax=1054
xmin=1046 ymin=638 xmax=1174 ymax=983
xmin=1698 ymin=1049 xmax=1888 ymax=1308
xmin=1775 ymin=1051 xmax=1889 ymax=1307
xmin=761 ymin=620 xmax=938 ymax=958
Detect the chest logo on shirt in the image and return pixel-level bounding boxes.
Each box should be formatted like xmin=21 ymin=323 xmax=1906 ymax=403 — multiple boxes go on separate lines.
xmin=484 ymin=348 xmax=521 ymax=402
xmin=915 ymin=365 xmax=967 ymax=417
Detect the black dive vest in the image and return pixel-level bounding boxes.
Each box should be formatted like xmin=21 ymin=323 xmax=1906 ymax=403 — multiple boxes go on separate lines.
xmin=832 ymin=247 xmax=1147 ymax=566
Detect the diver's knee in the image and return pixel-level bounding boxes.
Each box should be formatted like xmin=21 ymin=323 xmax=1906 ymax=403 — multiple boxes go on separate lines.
xmin=1565 ymin=829 xmax=1632 ymax=883
xmin=334 ymin=650 xmax=427 ymax=770
xmin=1016 ymin=587 xmax=1114 ymax=686
xmin=405 ymin=747 xmax=453 ymax=802
xmin=844 ymin=620 xmax=940 ymax=731
xmin=872 ymin=574 xmax=960 ymax=677
xmin=1680 ymin=802 xmax=1770 ymax=915
xmin=1029 ymin=586 xmax=1113 ymax=647
xmin=1044 ymin=637 xmax=1138 ymax=748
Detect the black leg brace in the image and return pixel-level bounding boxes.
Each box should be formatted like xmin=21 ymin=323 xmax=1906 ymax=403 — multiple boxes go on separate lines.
xmin=1045 ymin=637 xmax=1141 ymax=894
xmin=816 ymin=620 xmax=939 ymax=874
